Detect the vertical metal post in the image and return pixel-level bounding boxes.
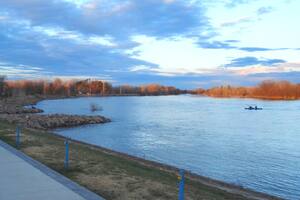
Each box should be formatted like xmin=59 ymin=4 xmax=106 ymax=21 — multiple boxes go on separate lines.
xmin=64 ymin=139 xmax=69 ymax=169
xmin=178 ymin=169 xmax=185 ymax=200
xmin=16 ymin=125 xmax=20 ymax=148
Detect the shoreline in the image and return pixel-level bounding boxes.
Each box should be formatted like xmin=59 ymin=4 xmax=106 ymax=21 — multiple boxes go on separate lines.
xmin=201 ymin=94 xmax=300 ymax=101
xmin=0 ymin=95 xmax=111 ymax=130
xmin=49 ymin=130 xmax=281 ymax=200
xmin=0 ymin=121 xmax=281 ymax=200
xmin=0 ymin=95 xmax=282 ymax=199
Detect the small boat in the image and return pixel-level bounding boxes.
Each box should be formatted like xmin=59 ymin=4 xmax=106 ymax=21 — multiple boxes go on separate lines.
xmin=245 ymin=106 xmax=263 ymax=110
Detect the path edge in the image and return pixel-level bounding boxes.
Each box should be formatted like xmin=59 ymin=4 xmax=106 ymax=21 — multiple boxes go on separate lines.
xmin=0 ymin=139 xmax=105 ymax=200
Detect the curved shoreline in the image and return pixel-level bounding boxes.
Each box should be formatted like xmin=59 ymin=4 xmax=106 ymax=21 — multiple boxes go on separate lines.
xmin=0 ymin=95 xmax=282 ymax=199
xmin=51 ymin=131 xmax=281 ymax=200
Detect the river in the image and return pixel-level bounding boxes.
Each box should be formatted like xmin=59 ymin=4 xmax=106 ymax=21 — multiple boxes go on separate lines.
xmin=36 ymin=95 xmax=300 ymax=199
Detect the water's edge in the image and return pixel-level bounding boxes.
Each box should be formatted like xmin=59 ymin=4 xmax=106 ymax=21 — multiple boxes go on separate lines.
xmin=33 ymin=96 xmax=293 ymax=199
xmin=45 ymin=128 xmax=281 ymax=200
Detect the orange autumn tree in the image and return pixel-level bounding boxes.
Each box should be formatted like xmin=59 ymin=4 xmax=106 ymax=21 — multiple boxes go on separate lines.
xmin=2 ymin=78 xmax=113 ymax=97
xmin=202 ymin=80 xmax=300 ymax=100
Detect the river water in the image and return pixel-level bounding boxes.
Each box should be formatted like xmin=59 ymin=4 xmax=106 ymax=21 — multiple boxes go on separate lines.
xmin=36 ymin=95 xmax=300 ymax=199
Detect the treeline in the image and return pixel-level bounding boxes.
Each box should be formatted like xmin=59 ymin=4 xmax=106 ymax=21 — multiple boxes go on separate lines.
xmin=0 ymin=77 xmax=182 ymax=97
xmin=2 ymin=77 xmax=297 ymax=100
xmin=200 ymin=81 xmax=300 ymax=100
xmin=114 ymin=84 xmax=182 ymax=96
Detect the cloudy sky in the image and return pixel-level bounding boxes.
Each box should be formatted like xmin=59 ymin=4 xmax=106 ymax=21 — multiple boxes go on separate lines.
xmin=0 ymin=0 xmax=299 ymax=88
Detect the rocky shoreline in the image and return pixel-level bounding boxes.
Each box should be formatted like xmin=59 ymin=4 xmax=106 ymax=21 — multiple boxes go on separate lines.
xmin=0 ymin=114 xmax=110 ymax=130
xmin=0 ymin=96 xmax=111 ymax=130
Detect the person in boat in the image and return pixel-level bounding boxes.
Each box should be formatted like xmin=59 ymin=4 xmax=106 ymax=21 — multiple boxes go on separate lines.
xmin=246 ymin=105 xmax=262 ymax=110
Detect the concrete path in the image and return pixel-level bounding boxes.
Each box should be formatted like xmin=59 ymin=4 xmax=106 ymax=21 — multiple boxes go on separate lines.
xmin=0 ymin=140 xmax=104 ymax=200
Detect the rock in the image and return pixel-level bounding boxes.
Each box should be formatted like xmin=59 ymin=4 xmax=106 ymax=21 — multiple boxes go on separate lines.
xmin=0 ymin=97 xmax=111 ymax=130
xmin=29 ymin=114 xmax=110 ymax=129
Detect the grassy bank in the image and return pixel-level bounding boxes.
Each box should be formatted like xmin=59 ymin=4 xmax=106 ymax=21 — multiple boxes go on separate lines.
xmin=0 ymin=120 xmax=281 ymax=200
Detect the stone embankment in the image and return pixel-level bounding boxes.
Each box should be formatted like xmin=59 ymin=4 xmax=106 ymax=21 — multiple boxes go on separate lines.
xmin=0 ymin=96 xmax=111 ymax=130
xmin=0 ymin=114 xmax=110 ymax=130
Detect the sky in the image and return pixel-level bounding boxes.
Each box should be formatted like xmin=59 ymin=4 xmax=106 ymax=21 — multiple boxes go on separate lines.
xmin=0 ymin=0 xmax=299 ymax=88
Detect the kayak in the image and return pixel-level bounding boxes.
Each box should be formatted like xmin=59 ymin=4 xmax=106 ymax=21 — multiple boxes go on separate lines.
xmin=245 ymin=107 xmax=263 ymax=110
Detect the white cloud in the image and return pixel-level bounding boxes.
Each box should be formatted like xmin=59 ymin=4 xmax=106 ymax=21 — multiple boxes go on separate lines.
xmin=163 ymin=0 xmax=176 ymax=4
xmin=0 ymin=16 xmax=7 ymax=21
xmin=220 ymin=16 xmax=252 ymax=27
xmin=228 ymin=62 xmax=300 ymax=75
xmin=0 ymin=64 xmax=52 ymax=79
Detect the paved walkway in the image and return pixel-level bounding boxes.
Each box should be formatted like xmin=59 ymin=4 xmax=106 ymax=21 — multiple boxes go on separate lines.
xmin=0 ymin=140 xmax=104 ymax=200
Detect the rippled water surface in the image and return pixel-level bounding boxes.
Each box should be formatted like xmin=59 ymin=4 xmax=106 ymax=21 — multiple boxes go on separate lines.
xmin=37 ymin=95 xmax=300 ymax=199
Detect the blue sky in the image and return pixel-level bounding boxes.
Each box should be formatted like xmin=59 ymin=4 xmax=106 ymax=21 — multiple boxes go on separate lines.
xmin=0 ymin=0 xmax=299 ymax=88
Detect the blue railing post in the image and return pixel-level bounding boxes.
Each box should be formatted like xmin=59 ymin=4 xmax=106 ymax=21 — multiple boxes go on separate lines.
xmin=64 ymin=139 xmax=69 ymax=169
xmin=178 ymin=169 xmax=185 ymax=200
xmin=16 ymin=125 xmax=20 ymax=148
